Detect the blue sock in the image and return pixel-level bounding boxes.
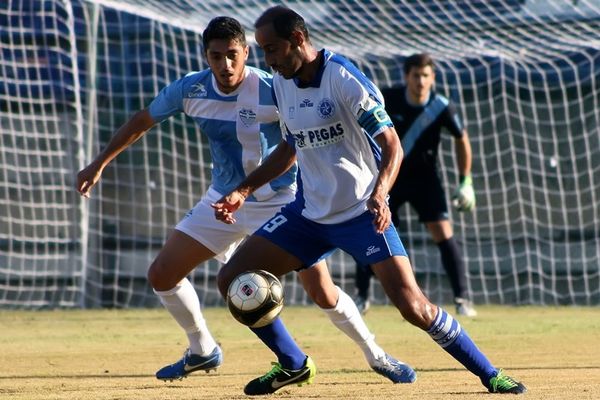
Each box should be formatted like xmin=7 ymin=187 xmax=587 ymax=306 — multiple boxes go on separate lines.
xmin=428 ymin=308 xmax=498 ymax=386
xmin=250 ymin=317 xmax=306 ymax=370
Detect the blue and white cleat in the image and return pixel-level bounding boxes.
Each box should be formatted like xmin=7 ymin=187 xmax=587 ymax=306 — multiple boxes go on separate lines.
xmin=371 ymin=353 xmax=417 ymax=383
xmin=156 ymin=346 xmax=223 ymax=381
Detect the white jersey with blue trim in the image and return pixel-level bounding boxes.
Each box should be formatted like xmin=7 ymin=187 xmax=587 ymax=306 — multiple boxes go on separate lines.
xmin=148 ymin=66 xmax=296 ymax=201
xmin=273 ymin=49 xmax=393 ymax=224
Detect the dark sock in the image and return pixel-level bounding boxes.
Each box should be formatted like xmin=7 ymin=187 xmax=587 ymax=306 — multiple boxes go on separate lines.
xmin=251 ymin=317 xmax=306 ymax=369
xmin=437 ymin=237 xmax=468 ymax=299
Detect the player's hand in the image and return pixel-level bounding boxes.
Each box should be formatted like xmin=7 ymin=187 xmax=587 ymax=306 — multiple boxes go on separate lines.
xmin=212 ymin=190 xmax=246 ymax=224
xmin=367 ymin=194 xmax=391 ymax=234
xmin=76 ymin=161 xmax=104 ymax=198
xmin=452 ymin=175 xmax=475 ymax=212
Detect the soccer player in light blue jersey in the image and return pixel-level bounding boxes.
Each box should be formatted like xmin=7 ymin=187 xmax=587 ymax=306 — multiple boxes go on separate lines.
xmin=76 ymin=16 xmax=409 ymax=385
xmin=213 ymin=6 xmax=526 ymax=396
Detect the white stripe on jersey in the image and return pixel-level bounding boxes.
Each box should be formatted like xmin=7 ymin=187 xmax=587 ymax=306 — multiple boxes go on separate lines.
xmin=235 ymin=70 xmax=276 ymax=201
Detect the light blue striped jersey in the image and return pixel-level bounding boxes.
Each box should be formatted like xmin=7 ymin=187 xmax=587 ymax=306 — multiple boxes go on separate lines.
xmin=148 ymin=66 xmax=296 ymax=201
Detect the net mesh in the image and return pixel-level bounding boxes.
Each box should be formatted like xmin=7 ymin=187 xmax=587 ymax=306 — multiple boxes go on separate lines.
xmin=1 ymin=0 xmax=599 ymax=308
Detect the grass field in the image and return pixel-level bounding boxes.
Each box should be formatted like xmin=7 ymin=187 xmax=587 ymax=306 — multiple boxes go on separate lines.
xmin=1 ymin=305 xmax=599 ymax=399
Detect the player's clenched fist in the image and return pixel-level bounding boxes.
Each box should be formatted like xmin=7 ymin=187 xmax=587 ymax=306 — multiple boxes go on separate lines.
xmin=367 ymin=194 xmax=392 ymax=234
xmin=76 ymin=161 xmax=104 ymax=198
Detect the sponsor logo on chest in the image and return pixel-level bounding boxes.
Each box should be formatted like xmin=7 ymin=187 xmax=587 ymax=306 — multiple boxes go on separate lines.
xmin=291 ymin=122 xmax=345 ymax=149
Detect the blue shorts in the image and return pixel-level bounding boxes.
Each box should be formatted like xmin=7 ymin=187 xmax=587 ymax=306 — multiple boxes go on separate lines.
xmin=255 ymin=206 xmax=408 ymax=268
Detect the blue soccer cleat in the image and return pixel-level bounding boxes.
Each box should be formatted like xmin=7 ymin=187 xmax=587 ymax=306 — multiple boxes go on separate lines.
xmin=371 ymin=353 xmax=417 ymax=383
xmin=156 ymin=346 xmax=223 ymax=381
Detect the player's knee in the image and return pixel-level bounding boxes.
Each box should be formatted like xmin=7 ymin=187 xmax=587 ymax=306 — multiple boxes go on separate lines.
xmin=147 ymin=259 xmax=175 ymax=291
xmin=398 ymin=297 xmax=436 ymax=330
xmin=309 ymin=287 xmax=337 ymax=309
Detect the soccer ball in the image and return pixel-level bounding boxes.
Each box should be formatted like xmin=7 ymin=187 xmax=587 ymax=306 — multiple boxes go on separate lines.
xmin=227 ymin=270 xmax=284 ymax=328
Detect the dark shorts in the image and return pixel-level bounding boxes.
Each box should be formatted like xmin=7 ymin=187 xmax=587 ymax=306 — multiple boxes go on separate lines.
xmin=389 ymin=168 xmax=449 ymax=224
xmin=254 ymin=206 xmax=408 ymax=268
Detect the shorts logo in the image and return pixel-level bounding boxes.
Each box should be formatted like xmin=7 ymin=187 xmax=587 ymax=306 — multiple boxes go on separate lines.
xmin=184 ymin=208 xmax=193 ymax=218
xmin=317 ymin=98 xmax=335 ymax=119
xmin=239 ymin=108 xmax=256 ymax=126
xmin=365 ymin=245 xmax=381 ymax=256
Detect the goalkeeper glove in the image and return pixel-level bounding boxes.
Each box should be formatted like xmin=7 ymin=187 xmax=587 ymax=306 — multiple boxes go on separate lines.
xmin=452 ymin=175 xmax=475 ymax=212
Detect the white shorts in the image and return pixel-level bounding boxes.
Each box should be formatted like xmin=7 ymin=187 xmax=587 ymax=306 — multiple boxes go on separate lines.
xmin=175 ymin=186 xmax=295 ymax=263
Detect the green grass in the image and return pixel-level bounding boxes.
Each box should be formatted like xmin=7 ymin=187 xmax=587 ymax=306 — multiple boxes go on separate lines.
xmin=0 ymin=306 xmax=599 ymax=399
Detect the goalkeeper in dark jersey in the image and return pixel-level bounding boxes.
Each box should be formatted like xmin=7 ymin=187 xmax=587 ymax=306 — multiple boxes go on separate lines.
xmin=354 ymin=53 xmax=477 ymax=317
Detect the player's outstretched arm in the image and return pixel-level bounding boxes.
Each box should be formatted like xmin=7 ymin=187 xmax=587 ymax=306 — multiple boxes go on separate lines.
xmin=369 ymin=127 xmax=403 ymax=233
xmin=212 ymin=140 xmax=297 ymax=224
xmin=76 ymin=109 xmax=156 ymax=198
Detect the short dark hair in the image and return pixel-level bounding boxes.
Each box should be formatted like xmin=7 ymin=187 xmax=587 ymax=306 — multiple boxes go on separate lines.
xmin=254 ymin=6 xmax=310 ymax=42
xmin=403 ymin=53 xmax=435 ymax=75
xmin=202 ymin=16 xmax=246 ymax=51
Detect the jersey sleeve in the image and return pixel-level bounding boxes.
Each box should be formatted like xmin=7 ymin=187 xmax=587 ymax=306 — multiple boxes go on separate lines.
xmin=441 ymin=101 xmax=464 ymax=137
xmin=338 ymin=68 xmax=393 ymax=138
xmin=147 ymin=78 xmax=185 ymax=122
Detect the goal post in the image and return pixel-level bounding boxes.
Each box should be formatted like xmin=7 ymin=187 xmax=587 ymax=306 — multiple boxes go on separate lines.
xmin=1 ymin=0 xmax=599 ymax=308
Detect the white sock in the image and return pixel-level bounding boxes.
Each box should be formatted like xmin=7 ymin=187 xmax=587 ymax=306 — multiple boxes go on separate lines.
xmin=154 ymin=278 xmax=217 ymax=356
xmin=321 ymin=286 xmax=385 ymax=366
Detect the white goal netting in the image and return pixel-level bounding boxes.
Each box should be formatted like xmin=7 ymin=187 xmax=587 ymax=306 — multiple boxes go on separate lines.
xmin=1 ymin=0 xmax=599 ymax=308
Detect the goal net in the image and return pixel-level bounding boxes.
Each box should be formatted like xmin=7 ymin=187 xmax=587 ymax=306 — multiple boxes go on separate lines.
xmin=1 ymin=0 xmax=599 ymax=308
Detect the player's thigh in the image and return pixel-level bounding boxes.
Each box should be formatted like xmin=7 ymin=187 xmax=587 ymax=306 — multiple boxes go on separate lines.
xmin=333 ymin=211 xmax=406 ymax=265
xmin=148 ymin=230 xmax=216 ymax=291
xmin=175 ymin=189 xmax=251 ymax=263
xmin=216 ymin=235 xmax=304 ymax=297
xmin=298 ymin=260 xmax=338 ymax=308
xmin=371 ymin=256 xmax=435 ymax=329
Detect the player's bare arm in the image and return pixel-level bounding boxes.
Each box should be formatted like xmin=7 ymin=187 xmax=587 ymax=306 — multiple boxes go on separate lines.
xmin=452 ymin=130 xmax=476 ymax=211
xmin=454 ymin=130 xmax=472 ymax=177
xmin=369 ymin=126 xmax=403 ymax=233
xmin=212 ymin=140 xmax=297 ymax=224
xmin=76 ymin=109 xmax=156 ymax=197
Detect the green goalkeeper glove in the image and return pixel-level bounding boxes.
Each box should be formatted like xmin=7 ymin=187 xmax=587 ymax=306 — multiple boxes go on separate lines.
xmin=452 ymin=175 xmax=475 ymax=212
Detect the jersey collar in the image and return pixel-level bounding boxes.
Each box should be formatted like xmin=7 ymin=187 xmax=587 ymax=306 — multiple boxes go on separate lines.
xmin=211 ymin=67 xmax=249 ymax=97
xmin=293 ymin=49 xmax=330 ymax=89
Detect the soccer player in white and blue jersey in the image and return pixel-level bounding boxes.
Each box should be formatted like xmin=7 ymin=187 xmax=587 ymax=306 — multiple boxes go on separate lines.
xmin=213 ymin=6 xmax=526 ymax=396
xmin=76 ymin=16 xmax=409 ymax=385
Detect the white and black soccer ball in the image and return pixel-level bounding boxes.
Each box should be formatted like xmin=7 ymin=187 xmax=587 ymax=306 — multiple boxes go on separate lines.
xmin=227 ymin=270 xmax=284 ymax=328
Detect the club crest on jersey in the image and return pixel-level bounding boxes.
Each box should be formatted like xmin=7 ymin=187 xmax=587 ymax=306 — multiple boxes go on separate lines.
xmin=317 ymin=98 xmax=335 ymax=119
xmin=239 ymin=108 xmax=257 ymax=126
xmin=188 ymin=83 xmax=207 ymax=98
